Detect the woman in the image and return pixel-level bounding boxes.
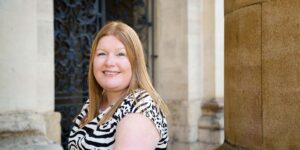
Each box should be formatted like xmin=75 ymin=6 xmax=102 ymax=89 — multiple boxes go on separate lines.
xmin=68 ymin=21 xmax=169 ymax=150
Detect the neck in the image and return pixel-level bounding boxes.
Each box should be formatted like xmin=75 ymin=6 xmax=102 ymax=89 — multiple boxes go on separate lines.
xmin=105 ymin=90 xmax=125 ymax=106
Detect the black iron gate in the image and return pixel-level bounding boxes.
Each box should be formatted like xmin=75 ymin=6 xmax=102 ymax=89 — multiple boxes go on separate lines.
xmin=54 ymin=0 xmax=154 ymax=149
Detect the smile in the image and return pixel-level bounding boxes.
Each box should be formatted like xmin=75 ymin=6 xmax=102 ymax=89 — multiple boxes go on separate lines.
xmin=103 ymin=71 xmax=120 ymax=76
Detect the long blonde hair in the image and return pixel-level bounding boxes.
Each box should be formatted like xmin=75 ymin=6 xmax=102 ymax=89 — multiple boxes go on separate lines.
xmin=80 ymin=21 xmax=169 ymax=127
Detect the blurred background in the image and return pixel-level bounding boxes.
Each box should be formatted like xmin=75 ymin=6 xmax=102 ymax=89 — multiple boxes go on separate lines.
xmin=1 ymin=0 xmax=299 ymax=150
xmin=0 ymin=0 xmax=224 ymax=149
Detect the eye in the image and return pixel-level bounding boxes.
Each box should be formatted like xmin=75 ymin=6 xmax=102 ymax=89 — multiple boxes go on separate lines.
xmin=97 ymin=52 xmax=106 ymax=56
xmin=117 ymin=52 xmax=126 ymax=56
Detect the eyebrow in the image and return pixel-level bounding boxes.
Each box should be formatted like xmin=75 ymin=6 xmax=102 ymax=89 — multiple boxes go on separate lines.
xmin=96 ymin=47 xmax=126 ymax=51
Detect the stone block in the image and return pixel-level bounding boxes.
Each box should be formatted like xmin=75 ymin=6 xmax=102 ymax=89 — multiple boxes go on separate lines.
xmin=262 ymin=0 xmax=300 ymax=149
xmin=0 ymin=111 xmax=62 ymax=149
xmin=168 ymin=141 xmax=200 ymax=150
xmin=198 ymin=142 xmax=221 ymax=150
xmin=225 ymin=0 xmax=269 ymax=14
xmin=23 ymin=144 xmax=63 ymax=150
xmin=224 ymin=4 xmax=262 ymax=149
xmin=0 ymin=0 xmax=54 ymax=113
xmin=166 ymin=100 xmax=188 ymax=127
xmin=199 ymin=101 xmax=224 ymax=145
xmin=216 ymin=142 xmax=248 ymax=150
xmin=155 ymin=0 xmax=188 ymax=101
xmin=172 ymin=125 xmax=198 ymax=143
xmin=166 ymin=99 xmax=201 ymax=143
xmin=166 ymin=100 xmax=200 ymax=127
xmin=198 ymin=115 xmax=223 ymax=130
xmin=0 ymin=111 xmax=46 ymax=136
xmin=223 ymin=0 xmax=300 ymax=150
xmin=198 ymin=128 xmax=224 ymax=145
xmin=201 ymin=99 xmax=224 ymax=116
xmin=0 ymin=135 xmax=48 ymax=148
xmin=43 ymin=111 xmax=61 ymax=144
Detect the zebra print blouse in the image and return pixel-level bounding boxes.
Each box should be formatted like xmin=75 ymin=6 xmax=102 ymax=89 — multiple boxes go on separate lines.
xmin=68 ymin=89 xmax=169 ymax=150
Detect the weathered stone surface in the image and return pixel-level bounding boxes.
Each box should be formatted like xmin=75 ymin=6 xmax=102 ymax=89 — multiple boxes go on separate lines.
xmin=23 ymin=144 xmax=63 ymax=150
xmin=198 ymin=128 xmax=224 ymax=144
xmin=0 ymin=111 xmax=62 ymax=150
xmin=224 ymin=3 xmax=262 ymax=149
xmin=199 ymin=142 xmax=220 ymax=150
xmin=201 ymin=99 xmax=224 ymax=116
xmin=171 ymin=125 xmax=198 ymax=143
xmin=200 ymin=0 xmax=216 ymax=104
xmin=0 ymin=0 xmax=59 ymax=149
xmin=43 ymin=112 xmax=61 ymax=144
xmin=0 ymin=111 xmax=46 ymax=136
xmin=262 ymin=0 xmax=300 ymax=149
xmin=221 ymin=0 xmax=300 ymax=149
xmin=199 ymin=99 xmax=224 ymax=147
xmin=155 ymin=0 xmax=188 ymax=101
xmin=0 ymin=135 xmax=48 ymax=148
xmin=166 ymin=100 xmax=200 ymax=143
xmin=168 ymin=141 xmax=200 ymax=150
xmin=0 ymin=0 xmax=54 ymax=113
xmin=156 ymin=0 xmax=221 ymax=149
xmin=225 ymin=0 xmax=269 ymax=14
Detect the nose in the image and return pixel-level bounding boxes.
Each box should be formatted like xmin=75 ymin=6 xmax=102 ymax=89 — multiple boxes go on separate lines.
xmin=104 ymin=54 xmax=115 ymax=66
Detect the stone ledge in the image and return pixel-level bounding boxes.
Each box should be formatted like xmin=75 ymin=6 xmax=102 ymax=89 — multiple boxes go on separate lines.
xmin=0 ymin=134 xmax=62 ymax=150
xmin=3 ymin=144 xmax=63 ymax=150
xmin=215 ymin=141 xmax=250 ymax=150
xmin=0 ymin=111 xmax=62 ymax=149
xmin=43 ymin=111 xmax=61 ymax=144
xmin=201 ymin=98 xmax=224 ymax=116
xmin=200 ymin=99 xmax=224 ymax=130
xmin=198 ymin=115 xmax=224 ymax=130
xmin=22 ymin=144 xmax=63 ymax=150
xmin=199 ymin=99 xmax=224 ymax=147
xmin=0 ymin=111 xmax=46 ymax=136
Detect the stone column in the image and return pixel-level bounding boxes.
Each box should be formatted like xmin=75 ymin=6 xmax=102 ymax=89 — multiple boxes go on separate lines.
xmin=218 ymin=0 xmax=300 ymax=149
xmin=197 ymin=0 xmax=225 ymax=149
xmin=155 ymin=0 xmax=218 ymax=149
xmin=0 ymin=0 xmax=61 ymax=149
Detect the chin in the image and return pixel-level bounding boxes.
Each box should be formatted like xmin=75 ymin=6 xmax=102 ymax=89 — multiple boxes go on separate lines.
xmin=103 ymin=86 xmax=125 ymax=91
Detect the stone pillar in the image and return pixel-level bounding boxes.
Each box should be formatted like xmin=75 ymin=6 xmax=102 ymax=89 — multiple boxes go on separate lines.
xmin=218 ymin=0 xmax=300 ymax=149
xmin=155 ymin=0 xmax=219 ymax=149
xmin=0 ymin=0 xmax=61 ymax=149
xmin=197 ymin=1 xmax=224 ymax=149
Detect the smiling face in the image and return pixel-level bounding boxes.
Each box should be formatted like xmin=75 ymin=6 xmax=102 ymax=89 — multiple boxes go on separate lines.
xmin=93 ymin=35 xmax=132 ymax=94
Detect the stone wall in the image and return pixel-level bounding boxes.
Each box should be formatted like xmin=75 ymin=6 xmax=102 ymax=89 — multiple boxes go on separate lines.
xmin=0 ymin=0 xmax=61 ymax=149
xmin=218 ymin=0 xmax=300 ymax=149
xmin=155 ymin=0 xmax=224 ymax=149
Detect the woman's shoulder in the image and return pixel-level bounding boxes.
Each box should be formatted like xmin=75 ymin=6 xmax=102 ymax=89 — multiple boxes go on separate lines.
xmin=78 ymin=99 xmax=90 ymax=114
xmin=121 ymin=89 xmax=169 ymax=143
xmin=130 ymin=89 xmax=154 ymax=102
xmin=125 ymin=89 xmax=156 ymax=110
xmin=73 ymin=99 xmax=90 ymax=124
xmin=82 ymin=99 xmax=90 ymax=109
xmin=124 ymin=89 xmax=164 ymax=118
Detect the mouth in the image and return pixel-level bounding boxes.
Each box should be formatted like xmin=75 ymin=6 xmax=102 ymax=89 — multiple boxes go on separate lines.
xmin=103 ymin=70 xmax=120 ymax=76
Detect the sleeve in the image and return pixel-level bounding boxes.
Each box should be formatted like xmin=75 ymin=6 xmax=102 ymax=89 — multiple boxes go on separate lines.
xmin=73 ymin=99 xmax=90 ymax=125
xmin=131 ymin=90 xmax=168 ymax=140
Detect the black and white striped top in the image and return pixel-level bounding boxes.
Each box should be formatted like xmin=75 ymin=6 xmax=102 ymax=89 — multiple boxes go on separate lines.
xmin=68 ymin=89 xmax=169 ymax=150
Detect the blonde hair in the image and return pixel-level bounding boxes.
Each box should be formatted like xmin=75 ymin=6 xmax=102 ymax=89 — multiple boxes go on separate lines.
xmin=80 ymin=21 xmax=169 ymax=127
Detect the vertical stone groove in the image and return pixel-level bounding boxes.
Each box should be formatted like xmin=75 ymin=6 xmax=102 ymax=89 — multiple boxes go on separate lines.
xmin=260 ymin=3 xmax=264 ymax=147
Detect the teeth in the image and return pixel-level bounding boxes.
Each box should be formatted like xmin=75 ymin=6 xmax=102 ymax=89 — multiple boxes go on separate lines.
xmin=104 ymin=71 xmax=118 ymax=76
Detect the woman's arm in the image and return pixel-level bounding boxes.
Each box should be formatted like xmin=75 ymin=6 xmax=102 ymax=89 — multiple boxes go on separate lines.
xmin=114 ymin=113 xmax=160 ymax=150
